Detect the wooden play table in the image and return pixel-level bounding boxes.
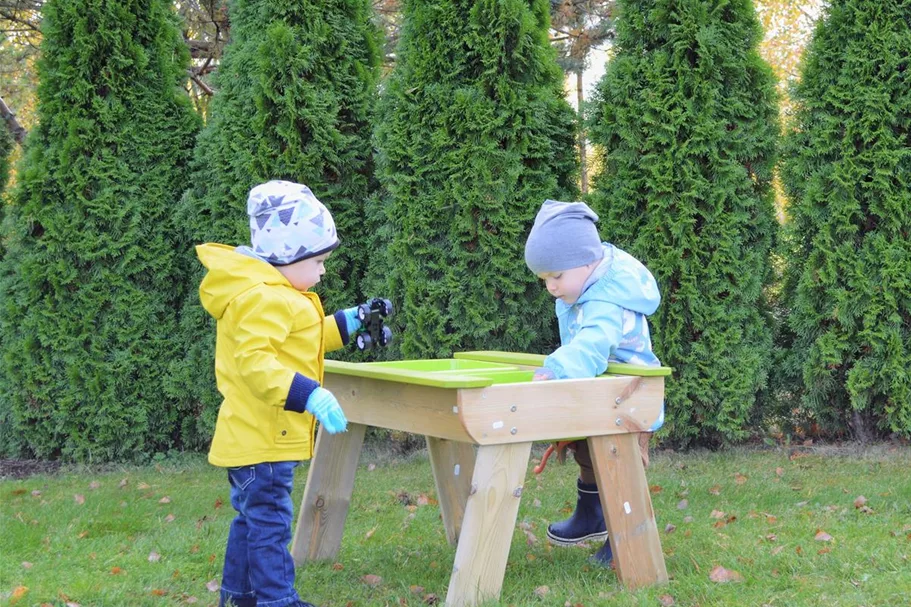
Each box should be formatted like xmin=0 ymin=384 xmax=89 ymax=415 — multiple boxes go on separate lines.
xmin=290 ymin=351 xmax=670 ymax=606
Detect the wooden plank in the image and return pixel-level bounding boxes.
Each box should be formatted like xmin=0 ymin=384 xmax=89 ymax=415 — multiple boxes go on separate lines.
xmin=323 ymin=373 xmax=474 ymax=442
xmin=588 ymin=434 xmax=668 ymax=589
xmin=445 ymin=441 xmax=532 ymax=607
xmin=426 ymin=437 xmax=477 ymax=547
xmin=454 ymin=351 xmax=673 ymax=377
xmin=457 ymin=376 xmax=664 ymax=445
xmin=291 ymin=423 xmax=367 ymax=564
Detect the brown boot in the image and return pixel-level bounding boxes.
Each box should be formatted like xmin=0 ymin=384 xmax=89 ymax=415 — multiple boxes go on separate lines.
xmin=639 ymin=432 xmax=651 ymax=468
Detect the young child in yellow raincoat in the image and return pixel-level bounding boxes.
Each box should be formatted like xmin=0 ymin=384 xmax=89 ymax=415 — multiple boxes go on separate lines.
xmin=197 ymin=180 xmax=363 ymax=607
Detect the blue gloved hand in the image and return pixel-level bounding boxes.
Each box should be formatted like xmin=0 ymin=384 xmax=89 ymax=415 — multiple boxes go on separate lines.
xmin=533 ymin=367 xmax=555 ymax=381
xmin=342 ymin=307 xmax=363 ymax=335
xmin=306 ymin=387 xmax=348 ymax=433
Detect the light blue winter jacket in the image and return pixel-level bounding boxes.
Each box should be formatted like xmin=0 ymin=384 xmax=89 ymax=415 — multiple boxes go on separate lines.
xmin=543 ymin=243 xmax=661 ymax=379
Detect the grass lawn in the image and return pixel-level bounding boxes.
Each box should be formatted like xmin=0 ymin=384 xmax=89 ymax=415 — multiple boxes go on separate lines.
xmin=2 ymin=442 xmax=909 ymax=607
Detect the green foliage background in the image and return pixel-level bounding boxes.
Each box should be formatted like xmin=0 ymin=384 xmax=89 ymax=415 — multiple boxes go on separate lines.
xmin=0 ymin=0 xmax=200 ymax=460
xmin=587 ymin=0 xmax=780 ymax=447
xmin=778 ymin=0 xmax=911 ymax=438
xmin=165 ymin=0 xmax=382 ymax=449
xmin=371 ymin=0 xmax=579 ymax=359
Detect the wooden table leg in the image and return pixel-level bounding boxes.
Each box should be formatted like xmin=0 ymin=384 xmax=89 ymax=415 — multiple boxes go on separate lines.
xmin=445 ymin=441 xmax=532 ymax=607
xmin=290 ymin=422 xmax=367 ymax=565
xmin=426 ymin=437 xmax=477 ymax=547
xmin=588 ymin=433 xmax=668 ymax=589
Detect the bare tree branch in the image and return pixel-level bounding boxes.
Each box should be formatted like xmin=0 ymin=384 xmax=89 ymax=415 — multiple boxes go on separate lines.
xmin=0 ymin=94 xmax=27 ymax=143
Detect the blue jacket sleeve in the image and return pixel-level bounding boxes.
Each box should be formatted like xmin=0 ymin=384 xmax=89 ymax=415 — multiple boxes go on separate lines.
xmin=543 ymin=301 xmax=624 ymax=379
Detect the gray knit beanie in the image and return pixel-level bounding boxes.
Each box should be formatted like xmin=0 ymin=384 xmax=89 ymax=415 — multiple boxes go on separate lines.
xmin=524 ymin=200 xmax=603 ymax=274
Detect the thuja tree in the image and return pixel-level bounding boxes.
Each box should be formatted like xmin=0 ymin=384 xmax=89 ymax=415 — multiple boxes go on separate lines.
xmin=373 ymin=0 xmax=578 ymax=359
xmin=167 ymin=0 xmax=381 ymax=448
xmin=0 ymin=0 xmax=200 ymax=461
xmin=0 ymin=123 xmax=11 ymax=197
xmin=587 ymin=0 xmax=780 ymax=446
xmin=779 ymin=0 xmax=911 ymax=439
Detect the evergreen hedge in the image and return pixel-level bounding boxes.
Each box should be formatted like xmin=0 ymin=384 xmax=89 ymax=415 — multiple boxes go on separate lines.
xmin=0 ymin=122 xmax=11 ymax=197
xmin=373 ymin=0 xmax=578 ymax=359
xmin=166 ymin=0 xmax=381 ymax=449
xmin=779 ymin=0 xmax=911 ymax=438
xmin=587 ymin=0 xmax=780 ymax=447
xmin=0 ymin=0 xmax=200 ymax=461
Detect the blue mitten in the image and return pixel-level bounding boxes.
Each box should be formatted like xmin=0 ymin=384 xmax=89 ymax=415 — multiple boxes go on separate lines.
xmin=306 ymin=387 xmax=348 ymax=433
xmin=533 ymin=367 xmax=556 ymax=381
xmin=342 ymin=307 xmax=363 ymax=335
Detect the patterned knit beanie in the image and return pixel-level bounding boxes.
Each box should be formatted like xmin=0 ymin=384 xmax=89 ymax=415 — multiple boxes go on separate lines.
xmin=247 ymin=180 xmax=339 ymax=265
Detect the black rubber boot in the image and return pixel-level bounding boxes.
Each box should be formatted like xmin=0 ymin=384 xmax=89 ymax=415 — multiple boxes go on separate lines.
xmin=589 ymin=537 xmax=614 ymax=567
xmin=546 ymin=478 xmax=608 ymax=546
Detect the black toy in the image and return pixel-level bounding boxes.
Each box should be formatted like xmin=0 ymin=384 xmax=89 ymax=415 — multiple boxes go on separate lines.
xmin=356 ymin=298 xmax=394 ymax=351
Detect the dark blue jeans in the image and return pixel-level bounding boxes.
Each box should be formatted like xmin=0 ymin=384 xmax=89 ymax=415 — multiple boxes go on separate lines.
xmin=219 ymin=461 xmax=302 ymax=607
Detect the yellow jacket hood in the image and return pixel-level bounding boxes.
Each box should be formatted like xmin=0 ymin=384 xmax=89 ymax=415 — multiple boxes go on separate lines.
xmin=197 ymin=243 xmax=290 ymax=320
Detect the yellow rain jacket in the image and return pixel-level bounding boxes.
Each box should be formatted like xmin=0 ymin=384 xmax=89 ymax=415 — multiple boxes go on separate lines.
xmin=196 ymin=243 xmax=346 ymax=467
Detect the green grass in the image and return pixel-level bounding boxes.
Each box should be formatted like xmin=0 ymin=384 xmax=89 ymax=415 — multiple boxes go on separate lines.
xmin=2 ymin=444 xmax=910 ymax=606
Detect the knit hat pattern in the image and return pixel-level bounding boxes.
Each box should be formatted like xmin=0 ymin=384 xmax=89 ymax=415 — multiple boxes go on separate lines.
xmin=247 ymin=180 xmax=339 ymax=266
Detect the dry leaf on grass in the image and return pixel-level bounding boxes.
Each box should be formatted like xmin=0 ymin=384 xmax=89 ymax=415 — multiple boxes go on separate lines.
xmin=89 ymin=481 xmax=101 ymax=490
xmin=533 ymin=585 xmax=549 ymax=597
xmin=814 ymin=531 xmax=833 ymax=542
xmin=74 ymin=494 xmax=85 ymax=505
xmin=159 ymin=496 xmax=171 ymax=504
xmin=709 ymin=565 xmax=743 ymax=583
xmin=853 ymin=496 xmax=867 ymax=508
xmin=361 ymin=574 xmax=383 ymax=587
xmin=149 ymin=552 xmax=161 ymax=562
xmin=658 ymin=595 xmax=676 ymax=606
xmin=677 ymin=499 xmax=688 ymax=510
xmin=205 ymin=579 xmax=219 ymax=592
xmin=734 ymin=473 xmax=748 ymax=485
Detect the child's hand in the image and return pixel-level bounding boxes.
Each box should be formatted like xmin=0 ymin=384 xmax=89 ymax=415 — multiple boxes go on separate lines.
xmin=341 ymin=307 xmax=363 ymax=335
xmin=533 ymin=367 xmax=555 ymax=381
xmin=305 ymin=387 xmax=348 ymax=433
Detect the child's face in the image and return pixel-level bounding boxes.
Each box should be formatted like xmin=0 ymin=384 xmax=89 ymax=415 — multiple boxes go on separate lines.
xmin=537 ymin=262 xmax=597 ymax=305
xmin=277 ymin=252 xmax=331 ymax=291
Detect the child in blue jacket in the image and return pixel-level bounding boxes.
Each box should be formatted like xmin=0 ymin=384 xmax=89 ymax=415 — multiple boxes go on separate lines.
xmin=524 ymin=199 xmax=663 ymax=566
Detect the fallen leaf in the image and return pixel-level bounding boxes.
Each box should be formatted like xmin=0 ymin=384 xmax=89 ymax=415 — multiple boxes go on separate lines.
xmin=532 ymin=498 xmax=542 ymax=508
xmin=22 ymin=561 xmax=33 ymax=569
xmin=159 ymin=496 xmax=171 ymax=504
xmin=119 ymin=478 xmax=129 ymax=488
xmin=410 ymin=585 xmax=424 ymax=594
xmin=110 ymin=567 xmax=123 ymax=575
xmin=89 ymin=481 xmax=101 ymax=490
xmin=665 ymin=523 xmax=676 ymax=534
xmin=650 ymin=484 xmax=663 ymax=493
xmin=734 ymin=473 xmax=748 ymax=485
xmin=859 ymin=505 xmax=874 ymax=514
xmin=815 ymin=531 xmax=833 ymax=542
xmin=659 ymin=595 xmax=676 ymax=606
xmin=365 ymin=526 xmax=377 ymax=540
xmin=676 ymin=499 xmax=688 ymax=510
xmin=771 ymin=545 xmax=785 ymax=555
xmin=775 ymin=467 xmax=784 ymax=477
xmin=138 ymin=482 xmax=151 ymax=490
xmin=332 ymin=563 xmax=344 ymax=571
xmin=683 ymin=516 xmax=694 ymax=523
xmin=165 ymin=514 xmax=176 ymax=523
xmin=710 ymin=510 xmax=726 ymax=519
xmin=533 ymin=585 xmax=550 ymax=597
xmin=853 ymin=496 xmax=867 ymax=509
xmin=205 ymin=579 xmax=219 ymax=592
xmin=151 ymin=589 xmax=166 ymax=596
xmin=10 ymin=586 xmax=28 ymax=605
xmin=523 ymin=529 xmax=538 ymax=545
xmin=149 ymin=552 xmax=161 ymax=562
xmin=766 ymin=534 xmax=777 ymax=542
xmin=709 ymin=485 xmax=721 ymax=495
xmin=184 ymin=597 xmax=198 ymax=604
xmin=214 ymin=497 xmax=223 ymax=509
xmin=74 ymin=494 xmax=85 ymax=505
xmin=77 ymin=531 xmax=89 ymax=539
xmin=417 ymin=493 xmax=430 ymax=506
xmin=709 ymin=565 xmax=743 ymax=583
xmin=423 ymin=593 xmax=439 ymax=605
xmin=817 ymin=547 xmax=831 ymax=555
xmin=367 ymin=463 xmax=376 ymax=471
xmin=31 ymin=490 xmax=41 ymax=497
xmin=361 ymin=574 xmax=382 ymax=586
